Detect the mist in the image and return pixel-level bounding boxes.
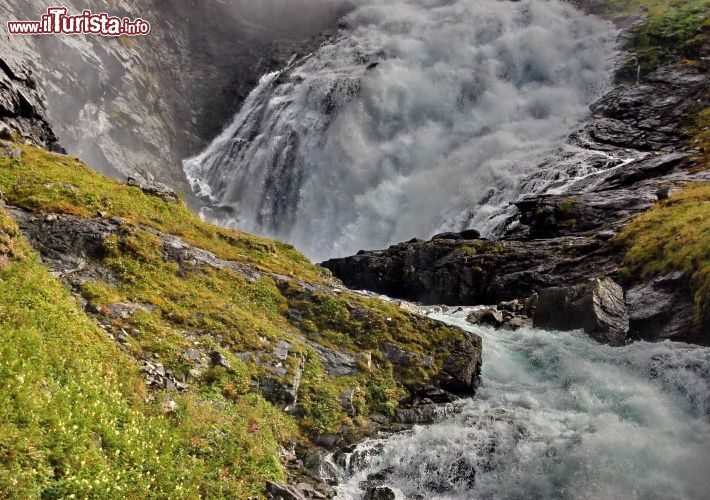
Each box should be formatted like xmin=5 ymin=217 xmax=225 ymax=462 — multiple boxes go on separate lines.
xmin=220 ymin=0 xmax=353 ymax=37
xmin=184 ymin=0 xmax=618 ymax=261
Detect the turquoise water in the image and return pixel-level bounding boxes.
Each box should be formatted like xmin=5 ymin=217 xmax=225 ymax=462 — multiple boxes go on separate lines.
xmin=337 ymin=308 xmax=710 ymax=499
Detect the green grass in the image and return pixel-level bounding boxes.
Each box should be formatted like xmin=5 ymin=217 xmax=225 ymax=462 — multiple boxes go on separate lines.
xmin=605 ymin=0 xmax=710 ymax=75
xmin=616 ymin=182 xmax=710 ymax=331
xmin=0 ymin=145 xmax=325 ymax=283
xmin=615 ymin=109 xmax=710 ymax=334
xmin=0 ymin=144 xmax=474 ymax=494
xmin=0 ymin=208 xmax=296 ymax=498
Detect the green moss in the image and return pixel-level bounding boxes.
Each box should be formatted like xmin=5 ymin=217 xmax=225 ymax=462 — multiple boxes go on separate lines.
xmin=0 ymin=143 xmax=474 ymax=493
xmin=0 ymin=208 xmax=296 ymax=498
xmin=453 ymin=240 xmax=503 ymax=257
xmin=558 ymin=199 xmax=579 ymax=215
xmin=604 ymin=0 xmax=710 ymax=75
xmin=615 ymin=182 xmax=710 ymax=330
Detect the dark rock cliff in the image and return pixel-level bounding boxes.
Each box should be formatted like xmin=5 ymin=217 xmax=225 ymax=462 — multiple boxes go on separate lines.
xmin=0 ymin=53 xmax=62 ymax=152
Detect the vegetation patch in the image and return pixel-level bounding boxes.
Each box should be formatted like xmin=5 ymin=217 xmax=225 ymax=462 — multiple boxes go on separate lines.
xmin=606 ymin=0 xmax=710 ymax=76
xmin=616 ymin=182 xmax=710 ymax=329
xmin=0 ymin=144 xmax=476 ymax=495
xmin=615 ymin=108 xmax=710 ymax=333
xmin=0 ymin=145 xmax=325 ymax=282
xmin=0 ymin=208 xmax=296 ymax=498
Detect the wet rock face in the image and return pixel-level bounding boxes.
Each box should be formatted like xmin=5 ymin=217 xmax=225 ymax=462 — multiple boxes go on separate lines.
xmin=323 ymin=55 xmax=710 ymax=344
xmin=437 ymin=333 xmax=482 ymax=394
xmin=533 ymin=278 xmax=629 ymax=346
xmin=586 ymin=64 xmax=709 ymax=152
xmin=364 ymin=486 xmax=395 ymax=500
xmin=323 ymin=236 xmax=621 ymax=306
xmin=625 ymin=273 xmax=696 ymax=342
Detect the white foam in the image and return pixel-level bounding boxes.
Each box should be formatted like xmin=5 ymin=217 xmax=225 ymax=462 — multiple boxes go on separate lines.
xmin=335 ymin=309 xmax=710 ymax=499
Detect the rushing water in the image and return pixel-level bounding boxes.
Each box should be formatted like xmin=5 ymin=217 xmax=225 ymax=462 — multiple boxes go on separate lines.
xmin=184 ymin=0 xmax=618 ymax=261
xmin=335 ymin=308 xmax=710 ymax=499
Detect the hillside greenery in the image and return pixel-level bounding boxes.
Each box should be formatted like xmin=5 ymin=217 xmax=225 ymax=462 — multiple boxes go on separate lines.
xmin=0 ymin=144 xmax=470 ymax=497
xmin=608 ymin=0 xmax=710 ymax=75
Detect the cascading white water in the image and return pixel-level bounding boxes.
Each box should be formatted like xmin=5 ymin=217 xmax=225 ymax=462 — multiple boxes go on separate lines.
xmin=336 ymin=308 xmax=710 ymax=499
xmin=183 ymin=0 xmax=618 ymax=261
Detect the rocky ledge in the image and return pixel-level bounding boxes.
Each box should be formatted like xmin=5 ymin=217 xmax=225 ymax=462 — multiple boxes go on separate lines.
xmin=324 ymin=54 xmax=710 ymax=347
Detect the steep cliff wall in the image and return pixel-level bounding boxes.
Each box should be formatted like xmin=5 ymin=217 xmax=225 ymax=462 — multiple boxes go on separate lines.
xmin=0 ymin=0 xmax=348 ymax=189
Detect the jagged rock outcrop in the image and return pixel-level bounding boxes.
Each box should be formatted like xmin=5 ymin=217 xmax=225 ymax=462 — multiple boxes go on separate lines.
xmin=533 ymin=278 xmax=629 ymax=346
xmin=323 ymin=54 xmax=710 ymax=345
xmin=0 ymin=55 xmax=61 ymax=152
xmin=322 ymin=235 xmax=621 ymax=306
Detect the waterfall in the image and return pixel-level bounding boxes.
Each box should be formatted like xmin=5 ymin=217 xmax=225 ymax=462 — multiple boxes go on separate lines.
xmin=334 ymin=308 xmax=710 ymax=499
xmin=183 ymin=0 xmax=618 ymax=261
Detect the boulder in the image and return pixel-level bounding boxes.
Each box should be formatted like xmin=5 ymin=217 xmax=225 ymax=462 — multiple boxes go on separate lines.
xmin=395 ymin=404 xmax=453 ymax=425
xmin=438 ymin=333 xmax=482 ymax=393
xmin=266 ymin=481 xmax=307 ymax=500
xmin=460 ymin=229 xmax=482 ymax=240
xmin=431 ymin=232 xmax=464 ymax=241
xmin=305 ymin=341 xmax=360 ymax=377
xmin=209 ymin=351 xmax=231 ymax=369
xmin=359 ymin=470 xmax=395 ymax=499
xmin=364 ymin=486 xmax=395 ymax=500
xmin=533 ymin=278 xmax=629 ymax=346
xmin=431 ymin=229 xmax=481 ymax=241
xmin=501 ymin=316 xmax=531 ymax=331
xmin=380 ymin=342 xmax=417 ymax=365
xmin=127 ymin=170 xmax=179 ymax=202
xmin=466 ymin=307 xmax=504 ymax=327
xmin=625 ymin=272 xmax=695 ymax=341
xmin=181 ymin=348 xmax=203 ymax=364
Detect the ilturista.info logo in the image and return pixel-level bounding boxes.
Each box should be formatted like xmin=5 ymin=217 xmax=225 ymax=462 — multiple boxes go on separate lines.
xmin=7 ymin=7 xmax=150 ymax=36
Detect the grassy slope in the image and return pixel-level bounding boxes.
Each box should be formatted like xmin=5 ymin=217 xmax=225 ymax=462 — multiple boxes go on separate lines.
xmin=0 ymin=144 xmax=470 ymax=497
xmin=615 ymin=111 xmax=710 ymax=332
xmin=607 ymin=0 xmax=710 ymax=334
xmin=607 ymin=0 xmax=710 ymax=75
xmin=0 ymin=207 xmax=296 ymax=498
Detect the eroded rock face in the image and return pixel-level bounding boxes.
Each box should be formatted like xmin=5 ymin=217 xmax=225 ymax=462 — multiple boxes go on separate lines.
xmin=323 ymin=236 xmax=621 ymax=306
xmin=0 ymin=1 xmax=349 ymax=188
xmin=0 ymin=55 xmax=62 ymax=151
xmin=533 ymin=278 xmax=629 ymax=346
